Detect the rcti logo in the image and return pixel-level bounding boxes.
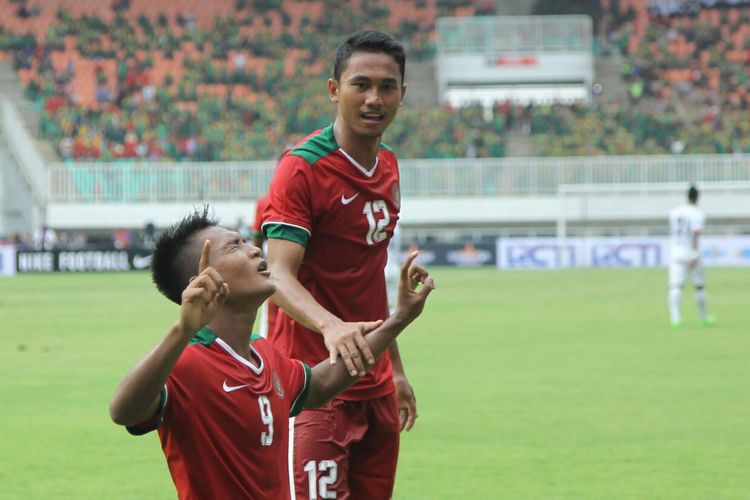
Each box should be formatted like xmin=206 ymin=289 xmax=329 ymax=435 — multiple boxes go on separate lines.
xmin=590 ymin=244 xmax=662 ymax=267
xmin=506 ymin=244 xmax=577 ymax=269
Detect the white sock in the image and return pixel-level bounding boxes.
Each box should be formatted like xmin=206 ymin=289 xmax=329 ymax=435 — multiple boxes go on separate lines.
xmin=669 ymin=287 xmax=682 ymax=323
xmin=695 ymin=288 xmax=708 ymax=322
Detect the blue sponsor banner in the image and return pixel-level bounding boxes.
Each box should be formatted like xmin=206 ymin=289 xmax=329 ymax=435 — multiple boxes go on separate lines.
xmin=701 ymin=236 xmax=750 ymax=266
xmin=499 ymin=240 xmax=577 ymax=269
xmin=586 ymin=238 xmax=664 ymax=268
xmin=498 ymin=236 xmax=750 ymax=269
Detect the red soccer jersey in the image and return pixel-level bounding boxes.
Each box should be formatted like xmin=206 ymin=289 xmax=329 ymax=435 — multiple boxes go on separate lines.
xmin=262 ymin=124 xmax=401 ymax=400
xmin=253 ymin=195 xmax=270 ymax=239
xmin=128 ymin=328 xmax=311 ymax=500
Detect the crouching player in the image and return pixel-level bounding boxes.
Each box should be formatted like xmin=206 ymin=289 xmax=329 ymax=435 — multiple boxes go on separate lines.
xmin=108 ymin=207 xmax=434 ymax=499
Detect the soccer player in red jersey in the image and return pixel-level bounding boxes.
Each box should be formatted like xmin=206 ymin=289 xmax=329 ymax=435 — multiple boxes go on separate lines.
xmin=109 ymin=207 xmax=434 ymax=499
xmin=262 ymin=31 xmax=418 ymax=499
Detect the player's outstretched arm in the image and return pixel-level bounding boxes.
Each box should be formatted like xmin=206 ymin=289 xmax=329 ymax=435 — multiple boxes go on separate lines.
xmin=267 ymin=237 xmax=380 ymax=376
xmin=109 ymin=241 xmax=228 ymax=427
xmin=304 ymin=252 xmax=435 ymax=408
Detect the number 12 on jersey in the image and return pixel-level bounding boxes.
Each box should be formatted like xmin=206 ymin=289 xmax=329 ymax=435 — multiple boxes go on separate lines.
xmin=363 ymin=200 xmax=390 ymax=245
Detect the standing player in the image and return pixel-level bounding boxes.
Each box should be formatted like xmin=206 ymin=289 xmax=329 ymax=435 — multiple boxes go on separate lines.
xmin=108 ymin=208 xmax=434 ymax=499
xmin=262 ymin=30 xmax=416 ymax=499
xmin=668 ymin=185 xmax=715 ymax=326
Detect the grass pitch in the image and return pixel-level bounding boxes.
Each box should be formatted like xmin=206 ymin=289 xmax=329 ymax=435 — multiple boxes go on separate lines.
xmin=1 ymin=267 xmax=748 ymax=499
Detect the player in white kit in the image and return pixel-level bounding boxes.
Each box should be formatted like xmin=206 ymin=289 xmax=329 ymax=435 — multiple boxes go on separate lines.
xmin=668 ymin=185 xmax=714 ymax=327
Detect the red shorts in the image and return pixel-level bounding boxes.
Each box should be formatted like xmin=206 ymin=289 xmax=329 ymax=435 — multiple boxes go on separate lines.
xmin=289 ymin=393 xmax=400 ymax=500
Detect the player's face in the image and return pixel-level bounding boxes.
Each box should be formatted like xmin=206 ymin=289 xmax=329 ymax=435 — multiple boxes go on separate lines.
xmin=197 ymin=226 xmax=274 ymax=303
xmin=329 ymin=51 xmax=406 ymax=140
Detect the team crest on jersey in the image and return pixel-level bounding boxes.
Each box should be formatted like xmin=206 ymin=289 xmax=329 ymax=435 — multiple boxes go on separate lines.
xmin=272 ymin=371 xmax=284 ymax=399
xmin=391 ymin=183 xmax=401 ymax=208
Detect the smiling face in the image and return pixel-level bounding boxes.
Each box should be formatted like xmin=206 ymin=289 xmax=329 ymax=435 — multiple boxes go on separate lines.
xmin=194 ymin=226 xmax=275 ymax=305
xmin=328 ymin=51 xmax=406 ymax=142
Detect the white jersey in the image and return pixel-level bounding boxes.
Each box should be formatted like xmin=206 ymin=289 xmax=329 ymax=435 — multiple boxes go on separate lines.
xmin=669 ymin=203 xmax=705 ymax=262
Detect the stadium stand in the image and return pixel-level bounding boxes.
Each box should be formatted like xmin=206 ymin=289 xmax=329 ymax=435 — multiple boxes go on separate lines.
xmin=0 ymin=0 xmax=503 ymax=161
xmin=533 ymin=0 xmax=750 ymax=156
xmin=4 ymin=0 xmax=750 ymax=160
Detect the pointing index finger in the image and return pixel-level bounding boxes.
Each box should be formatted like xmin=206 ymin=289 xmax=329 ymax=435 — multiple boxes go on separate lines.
xmin=199 ymin=239 xmax=210 ymax=274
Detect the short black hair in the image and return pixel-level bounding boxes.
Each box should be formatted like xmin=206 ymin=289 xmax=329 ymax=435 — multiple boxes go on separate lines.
xmin=688 ymin=184 xmax=699 ymax=203
xmin=151 ymin=206 xmax=218 ymax=304
xmin=333 ymin=30 xmax=406 ymax=83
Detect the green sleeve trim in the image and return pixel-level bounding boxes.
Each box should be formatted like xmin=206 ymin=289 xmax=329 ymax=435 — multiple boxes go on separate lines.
xmin=290 ymin=363 xmax=312 ymax=417
xmin=262 ymin=222 xmax=309 ymax=246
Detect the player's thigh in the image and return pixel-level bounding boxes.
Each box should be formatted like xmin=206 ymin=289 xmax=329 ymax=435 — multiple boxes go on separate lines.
xmin=669 ymin=260 xmax=687 ymax=288
xmin=349 ymin=393 xmax=401 ymax=500
xmin=291 ymin=400 xmax=365 ymax=500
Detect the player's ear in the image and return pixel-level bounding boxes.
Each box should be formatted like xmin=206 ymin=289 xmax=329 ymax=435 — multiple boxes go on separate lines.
xmin=328 ymin=78 xmax=339 ymax=102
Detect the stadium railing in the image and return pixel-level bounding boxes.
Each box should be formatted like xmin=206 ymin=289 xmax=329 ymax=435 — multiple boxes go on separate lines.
xmin=47 ymin=155 xmax=750 ymax=202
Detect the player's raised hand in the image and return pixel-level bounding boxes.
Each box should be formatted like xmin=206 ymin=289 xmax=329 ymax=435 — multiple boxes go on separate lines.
xmin=395 ymin=251 xmax=435 ymax=323
xmin=322 ymin=320 xmax=382 ymax=377
xmin=179 ymin=240 xmax=229 ymax=335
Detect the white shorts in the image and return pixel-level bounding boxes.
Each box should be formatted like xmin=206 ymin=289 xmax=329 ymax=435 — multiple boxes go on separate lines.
xmin=669 ymin=259 xmax=705 ymax=288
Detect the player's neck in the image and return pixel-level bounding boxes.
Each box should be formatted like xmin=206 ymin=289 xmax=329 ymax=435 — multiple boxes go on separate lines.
xmin=333 ymin=119 xmax=380 ymax=169
xmin=207 ymin=309 xmax=259 ymax=363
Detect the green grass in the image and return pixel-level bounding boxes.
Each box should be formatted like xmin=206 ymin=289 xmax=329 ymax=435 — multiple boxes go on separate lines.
xmin=1 ymin=267 xmax=748 ymax=499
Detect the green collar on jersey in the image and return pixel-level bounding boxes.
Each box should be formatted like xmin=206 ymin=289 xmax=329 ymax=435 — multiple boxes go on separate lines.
xmin=190 ymin=327 xmax=263 ymax=345
xmin=290 ymin=123 xmax=393 ymax=164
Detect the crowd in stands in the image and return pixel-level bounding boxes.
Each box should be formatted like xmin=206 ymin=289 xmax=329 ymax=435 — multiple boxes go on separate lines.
xmin=534 ymin=0 xmax=750 ymax=156
xmin=0 ymin=0 xmax=502 ymax=161
xmin=2 ymin=0 xmax=750 ymax=159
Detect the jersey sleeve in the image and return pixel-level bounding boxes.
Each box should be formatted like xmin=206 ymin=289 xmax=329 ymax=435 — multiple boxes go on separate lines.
xmin=251 ymin=195 xmax=269 ymax=238
xmin=125 ymin=385 xmax=168 ymax=436
xmin=262 ymin=154 xmax=313 ymax=246
xmin=289 ymin=361 xmax=312 ymax=417
xmin=125 ymin=347 xmax=197 ymax=435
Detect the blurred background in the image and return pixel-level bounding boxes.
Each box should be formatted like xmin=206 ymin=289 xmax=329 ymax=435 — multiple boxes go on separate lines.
xmin=0 ymin=0 xmax=749 ymax=272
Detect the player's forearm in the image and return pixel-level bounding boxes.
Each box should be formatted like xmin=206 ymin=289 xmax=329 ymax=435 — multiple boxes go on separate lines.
xmin=388 ymin=340 xmax=407 ymax=378
xmin=305 ymin=313 xmax=409 ymax=407
xmin=109 ymin=322 xmax=192 ymax=426
xmin=270 ymin=271 xmax=340 ymax=334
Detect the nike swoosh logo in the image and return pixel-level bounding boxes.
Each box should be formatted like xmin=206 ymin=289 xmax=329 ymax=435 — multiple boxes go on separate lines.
xmin=223 ymin=380 xmax=249 ymax=393
xmin=340 ymin=193 xmax=359 ymax=205
xmin=132 ymin=254 xmax=152 ymax=270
